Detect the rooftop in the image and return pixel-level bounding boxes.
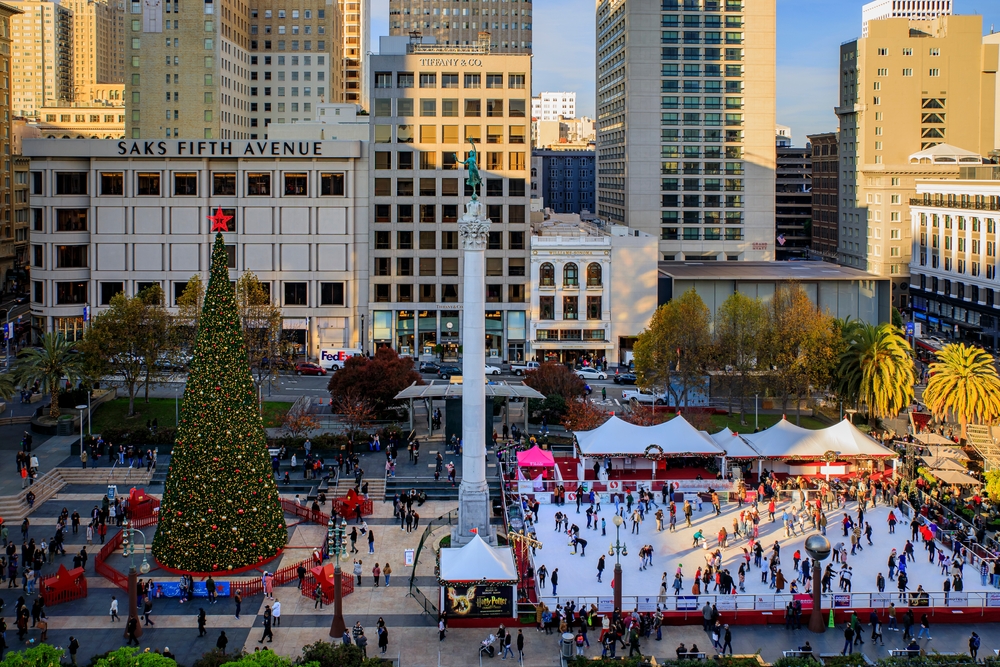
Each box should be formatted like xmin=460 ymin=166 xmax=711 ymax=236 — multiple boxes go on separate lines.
xmin=658 ymin=261 xmax=880 ymax=281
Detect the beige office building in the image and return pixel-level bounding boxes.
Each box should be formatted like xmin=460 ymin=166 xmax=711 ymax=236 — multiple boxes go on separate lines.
xmin=63 ymin=0 xmax=125 ymax=104
xmin=595 ymin=0 xmax=776 ymax=261
xmin=0 ymin=2 xmax=25 ymax=288
xmin=126 ymin=0 xmax=347 ymax=139
xmin=339 ymin=0 xmax=369 ymax=107
xmin=368 ymin=36 xmax=531 ymax=360
xmin=836 ymin=15 xmax=999 ymax=306
xmin=11 ymin=0 xmax=74 ymax=118
xmin=388 ymin=0 xmax=532 ymax=53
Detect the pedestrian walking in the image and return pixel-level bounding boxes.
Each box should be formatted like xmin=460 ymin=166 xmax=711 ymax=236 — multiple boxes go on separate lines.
xmin=68 ymin=636 xmax=80 ymax=665
xmin=234 ymin=589 xmax=242 ymax=619
xmin=217 ymin=631 xmax=228 ymax=654
xmin=125 ymin=616 xmax=140 ymax=646
xmin=517 ymin=629 xmax=525 ymax=662
xmin=384 ymin=562 xmax=392 ymax=587
xmin=198 ymin=608 xmax=207 ymax=637
xmin=257 ymin=607 xmax=273 ymax=643
xmin=110 ymin=596 xmax=120 ymax=622
xmin=272 ymin=600 xmax=281 ymax=626
xmin=378 ymin=626 xmax=389 ymax=654
xmin=143 ymin=598 xmax=154 ymax=626
xmin=970 ymin=632 xmax=981 ymax=660
xmin=842 ymin=625 xmax=854 ymax=655
xmin=721 ymin=625 xmax=733 ymax=656
xmin=368 ymin=529 xmax=375 ymax=554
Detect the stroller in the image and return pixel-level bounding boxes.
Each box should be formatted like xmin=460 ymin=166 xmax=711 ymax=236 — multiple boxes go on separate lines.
xmin=479 ymin=633 xmax=498 ymax=658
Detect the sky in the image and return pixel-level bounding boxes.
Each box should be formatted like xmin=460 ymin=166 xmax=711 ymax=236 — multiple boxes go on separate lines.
xmin=371 ymin=0 xmax=1000 ymax=145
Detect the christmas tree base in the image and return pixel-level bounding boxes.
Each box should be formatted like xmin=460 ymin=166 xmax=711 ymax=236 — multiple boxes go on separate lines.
xmin=154 ymin=547 xmax=284 ymax=578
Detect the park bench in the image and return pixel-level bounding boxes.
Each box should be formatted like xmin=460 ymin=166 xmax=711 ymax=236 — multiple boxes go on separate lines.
xmin=677 ymin=653 xmax=707 ymax=660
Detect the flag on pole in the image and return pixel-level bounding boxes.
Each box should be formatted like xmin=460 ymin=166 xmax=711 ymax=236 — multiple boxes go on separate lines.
xmin=777 ymin=234 xmax=786 ymax=246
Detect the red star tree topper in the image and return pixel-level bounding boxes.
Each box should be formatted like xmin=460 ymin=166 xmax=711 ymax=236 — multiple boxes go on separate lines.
xmin=208 ymin=207 xmax=233 ymax=232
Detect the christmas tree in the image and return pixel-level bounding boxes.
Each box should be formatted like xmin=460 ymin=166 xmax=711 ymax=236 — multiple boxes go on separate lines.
xmin=152 ymin=232 xmax=287 ymax=573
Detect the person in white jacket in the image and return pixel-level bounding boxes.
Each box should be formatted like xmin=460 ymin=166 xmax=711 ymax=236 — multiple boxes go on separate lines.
xmin=272 ymin=600 xmax=281 ymax=626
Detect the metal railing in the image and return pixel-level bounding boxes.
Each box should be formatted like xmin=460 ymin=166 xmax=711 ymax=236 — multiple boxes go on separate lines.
xmin=407 ymin=508 xmax=457 ymax=617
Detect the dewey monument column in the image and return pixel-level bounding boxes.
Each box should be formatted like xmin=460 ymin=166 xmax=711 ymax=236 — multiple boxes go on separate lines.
xmin=454 ymin=142 xmax=494 ymax=546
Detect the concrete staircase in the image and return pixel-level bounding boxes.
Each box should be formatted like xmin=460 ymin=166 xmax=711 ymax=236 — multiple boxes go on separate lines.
xmin=0 ymin=466 xmax=154 ymax=521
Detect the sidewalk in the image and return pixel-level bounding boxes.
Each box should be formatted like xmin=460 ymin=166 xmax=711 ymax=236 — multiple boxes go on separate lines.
xmin=0 ymin=434 xmax=78 ymax=497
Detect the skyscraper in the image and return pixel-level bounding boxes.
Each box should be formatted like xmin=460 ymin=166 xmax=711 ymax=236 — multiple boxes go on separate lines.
xmin=368 ymin=35 xmax=531 ymax=360
xmin=595 ymin=0 xmax=776 ymax=261
xmin=125 ymin=0 xmax=349 ymax=139
xmin=836 ymin=15 xmax=998 ymax=306
xmin=532 ymin=92 xmax=576 ymax=121
xmin=339 ymin=0 xmax=370 ymax=107
xmin=63 ymin=0 xmax=126 ymax=104
xmin=388 ymin=0 xmax=532 ymax=53
xmin=10 ymin=0 xmax=74 ymax=118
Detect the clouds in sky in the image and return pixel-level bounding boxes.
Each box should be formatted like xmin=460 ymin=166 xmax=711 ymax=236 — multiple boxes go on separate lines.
xmin=369 ymin=0 xmax=1000 ymax=143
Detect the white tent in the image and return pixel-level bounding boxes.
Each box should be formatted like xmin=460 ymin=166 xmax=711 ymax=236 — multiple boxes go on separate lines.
xmin=439 ymin=534 xmax=518 ymax=582
xmin=914 ymin=433 xmax=954 ymax=446
xmin=574 ymin=415 xmax=723 ymax=457
xmin=741 ymin=417 xmax=895 ymax=459
xmin=706 ymin=427 xmax=761 ymax=458
xmin=920 ymin=444 xmax=969 ymax=462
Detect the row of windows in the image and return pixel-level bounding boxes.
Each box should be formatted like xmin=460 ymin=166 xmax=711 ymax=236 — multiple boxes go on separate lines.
xmin=661 ymin=227 xmax=744 ymax=240
xmin=374 ymin=228 xmax=525 ymax=251
xmin=375 ymin=256 xmax=525 ymax=278
xmin=374 ymin=203 xmax=526 ymax=225
xmin=373 ymin=283 xmax=526 ymax=304
xmin=538 ymin=296 xmax=603 ymax=321
xmin=538 ymin=262 xmax=602 ymax=287
xmin=43 ymin=171 xmax=346 ymax=199
xmin=375 ymin=72 xmax=525 ymax=90
xmin=373 ymin=97 xmax=527 ymax=118
xmin=875 ymin=46 xmax=940 ymax=57
xmin=372 ymin=143 xmax=527 ymax=171
xmin=376 ymin=123 xmax=527 ymax=144
xmin=33 ymin=279 xmax=346 ymax=308
xmin=373 ymin=175 xmax=526 ymax=198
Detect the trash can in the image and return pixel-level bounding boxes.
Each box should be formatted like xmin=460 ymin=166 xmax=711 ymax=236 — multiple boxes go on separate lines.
xmin=560 ymin=632 xmax=575 ymax=659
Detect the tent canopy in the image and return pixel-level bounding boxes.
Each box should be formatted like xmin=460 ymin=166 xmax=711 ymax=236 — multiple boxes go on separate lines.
xmin=517 ymin=445 xmax=555 ymax=468
xmin=706 ymin=427 xmax=761 ymax=459
xmin=574 ymin=415 xmax=723 ymax=458
xmin=921 ymin=444 xmax=969 ymax=462
xmin=741 ymin=418 xmax=895 ymax=459
xmin=919 ymin=456 xmax=965 ymax=471
xmin=914 ymin=433 xmax=955 ymax=446
xmin=439 ymin=534 xmax=518 ymax=582
xmin=928 ymin=469 xmax=982 ymax=486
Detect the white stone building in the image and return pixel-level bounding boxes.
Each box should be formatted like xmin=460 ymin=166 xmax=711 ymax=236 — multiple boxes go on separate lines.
xmin=529 ymin=216 xmax=658 ymax=367
xmin=23 ymin=136 xmax=369 ymax=356
xmin=531 ymin=92 xmax=576 ymax=122
xmin=861 ymin=0 xmax=952 ymax=37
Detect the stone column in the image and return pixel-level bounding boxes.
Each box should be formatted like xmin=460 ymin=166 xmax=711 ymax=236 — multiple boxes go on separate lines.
xmin=453 ymin=204 xmax=494 ymax=545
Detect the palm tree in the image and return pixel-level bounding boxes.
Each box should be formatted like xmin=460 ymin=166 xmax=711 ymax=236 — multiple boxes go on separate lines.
xmin=836 ymin=322 xmax=914 ymax=422
xmin=14 ymin=333 xmax=85 ymax=418
xmin=922 ymin=343 xmax=1000 ymax=439
xmin=0 ymin=373 xmax=16 ymax=401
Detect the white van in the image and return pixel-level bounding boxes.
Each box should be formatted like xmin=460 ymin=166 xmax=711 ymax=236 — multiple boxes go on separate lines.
xmin=320 ymin=348 xmax=363 ymax=370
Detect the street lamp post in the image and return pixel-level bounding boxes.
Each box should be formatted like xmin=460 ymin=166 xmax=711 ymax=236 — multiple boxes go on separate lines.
xmin=755 ymin=394 xmax=759 ymax=431
xmin=608 ymin=514 xmax=628 ymax=613
xmin=805 ymin=534 xmax=831 ymax=633
xmin=175 ymin=387 xmax=179 ymax=426
xmin=328 ymin=518 xmax=347 ymax=637
xmin=121 ymin=520 xmax=151 ymax=640
xmin=76 ymin=404 xmax=87 ymax=458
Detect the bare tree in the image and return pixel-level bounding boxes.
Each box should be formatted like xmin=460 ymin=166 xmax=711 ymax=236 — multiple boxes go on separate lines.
xmin=235 ymin=271 xmax=283 ymax=409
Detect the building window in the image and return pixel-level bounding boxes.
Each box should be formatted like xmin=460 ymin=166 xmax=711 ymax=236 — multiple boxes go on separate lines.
xmin=563 ymin=296 xmax=578 ymax=320
xmin=587 ymin=296 xmax=602 ymax=320
xmin=248 ymin=173 xmax=271 ymax=195
xmin=56 ymin=246 xmax=88 ymax=268
xmin=321 ymin=173 xmax=345 ymax=196
xmin=540 ymin=262 xmax=555 ymax=286
xmin=100 ymin=173 xmax=124 ymax=196
xmin=320 ymin=282 xmax=345 ymax=306
xmin=56 ymin=209 xmax=88 ymax=232
xmin=284 ymin=172 xmax=308 ymax=195
xmin=55 ymin=172 xmax=88 ymax=195
xmin=213 ymin=172 xmax=237 ymax=195
xmin=539 ymin=296 xmax=554 ymax=320
xmin=56 ymin=281 xmax=88 ymax=305
xmin=587 ymin=263 xmax=603 ymax=287
xmin=174 ymin=172 xmax=198 ymax=195
xmin=442 ymin=284 xmax=459 ymax=303
xmin=563 ymin=262 xmax=579 ymax=287
xmin=283 ymin=282 xmax=307 ymax=306
xmin=137 ymin=172 xmax=161 ymax=196
xmin=100 ymin=282 xmax=124 ymax=306
xmin=509 ymin=285 xmax=525 ymax=303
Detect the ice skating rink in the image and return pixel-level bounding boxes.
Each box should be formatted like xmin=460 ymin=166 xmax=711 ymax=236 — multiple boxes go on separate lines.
xmin=529 ymin=496 xmax=995 ymax=607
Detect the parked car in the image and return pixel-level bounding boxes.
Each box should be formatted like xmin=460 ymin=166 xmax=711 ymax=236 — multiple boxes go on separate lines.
xmin=419 ymin=361 xmax=441 ymax=374
xmin=621 ymin=388 xmax=667 ymax=405
xmin=485 ymin=365 xmax=501 ymax=376
xmin=295 ymin=362 xmax=327 ymax=376
xmin=613 ymin=372 xmax=637 ymax=385
xmin=510 ymin=361 xmax=540 ymax=376
xmin=438 ymin=365 xmax=462 ymax=380
xmin=576 ymin=367 xmax=608 ymax=381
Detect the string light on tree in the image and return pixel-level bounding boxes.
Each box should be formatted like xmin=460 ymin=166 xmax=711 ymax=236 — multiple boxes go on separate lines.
xmin=151 ymin=232 xmax=287 ymax=573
